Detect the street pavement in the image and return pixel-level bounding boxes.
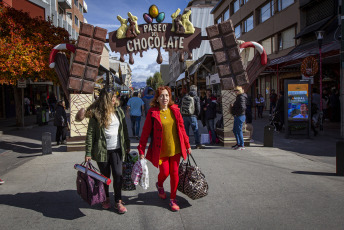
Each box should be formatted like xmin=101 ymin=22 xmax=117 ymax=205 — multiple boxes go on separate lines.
xmin=0 ymin=112 xmax=344 ymax=229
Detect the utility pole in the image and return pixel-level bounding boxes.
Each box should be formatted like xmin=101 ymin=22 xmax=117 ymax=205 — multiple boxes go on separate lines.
xmin=341 ymin=0 xmax=344 ymax=138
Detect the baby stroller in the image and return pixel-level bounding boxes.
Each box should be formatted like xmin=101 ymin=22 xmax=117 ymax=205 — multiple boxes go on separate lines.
xmin=269 ymin=110 xmax=282 ymax=131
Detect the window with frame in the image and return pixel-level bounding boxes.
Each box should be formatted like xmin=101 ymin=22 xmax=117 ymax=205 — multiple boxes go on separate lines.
xmin=67 ymin=12 xmax=72 ymax=20
xmin=216 ymin=16 xmax=222 ymax=24
xmin=242 ymin=0 xmax=249 ymax=4
xmin=243 ymin=15 xmax=253 ymax=33
xmin=278 ymin=26 xmax=295 ymax=50
xmin=79 ymin=3 xmax=83 ymax=13
xmin=233 ymin=0 xmax=240 ymax=14
xmin=260 ymin=1 xmax=274 ymax=23
xmin=74 ymin=15 xmax=79 ymax=26
xmin=261 ymin=37 xmax=275 ymax=55
xmin=74 ymin=0 xmax=78 ymax=6
xmin=235 ymin=24 xmax=241 ymax=38
xmin=223 ymin=9 xmax=230 ymax=21
xmin=277 ymin=0 xmax=294 ymax=11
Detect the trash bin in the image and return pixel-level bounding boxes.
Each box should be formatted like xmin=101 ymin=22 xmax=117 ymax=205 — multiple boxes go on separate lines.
xmin=264 ymin=125 xmax=274 ymax=147
xmin=336 ymin=141 xmax=344 ymax=176
xmin=42 ymin=132 xmax=52 ymax=155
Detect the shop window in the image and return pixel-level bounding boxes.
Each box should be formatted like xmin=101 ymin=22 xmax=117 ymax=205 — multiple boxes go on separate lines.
xmin=223 ymin=9 xmax=230 ymax=21
xmin=277 ymin=0 xmax=294 ymax=11
xmin=259 ymin=1 xmax=274 ymax=23
xmin=261 ymin=37 xmax=274 ymax=55
xmin=243 ymin=15 xmax=253 ymax=33
xmin=235 ymin=24 xmax=241 ymax=38
xmin=75 ymin=15 xmax=79 ymax=27
xmin=278 ymin=26 xmax=295 ymax=50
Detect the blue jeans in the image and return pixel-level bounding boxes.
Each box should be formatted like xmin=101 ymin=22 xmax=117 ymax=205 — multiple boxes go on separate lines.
xmin=183 ymin=116 xmax=200 ymax=145
xmin=206 ymin=119 xmax=216 ymax=144
xmin=233 ymin=115 xmax=245 ymax=147
xmin=130 ymin=116 xmax=141 ymax=136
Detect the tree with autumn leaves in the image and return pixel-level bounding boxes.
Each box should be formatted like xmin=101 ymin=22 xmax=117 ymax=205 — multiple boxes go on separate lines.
xmin=0 ymin=4 xmax=70 ymax=126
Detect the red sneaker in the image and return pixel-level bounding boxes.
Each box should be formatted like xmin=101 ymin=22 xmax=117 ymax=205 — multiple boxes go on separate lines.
xmin=101 ymin=197 xmax=110 ymax=209
xmin=115 ymin=200 xmax=127 ymax=214
xmin=156 ymin=182 xmax=167 ymax=199
xmin=169 ymin=199 xmax=180 ymax=212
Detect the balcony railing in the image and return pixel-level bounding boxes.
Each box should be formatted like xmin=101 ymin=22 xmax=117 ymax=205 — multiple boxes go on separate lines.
xmin=83 ymin=0 xmax=88 ymax=13
xmin=58 ymin=0 xmax=72 ymax=9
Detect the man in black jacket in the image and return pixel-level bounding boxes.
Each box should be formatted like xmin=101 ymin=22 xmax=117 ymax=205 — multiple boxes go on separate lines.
xmin=231 ymin=86 xmax=247 ymax=150
xmin=203 ymin=89 xmax=217 ymax=144
xmin=54 ymin=100 xmax=68 ymax=145
xmin=181 ymin=85 xmax=204 ymax=149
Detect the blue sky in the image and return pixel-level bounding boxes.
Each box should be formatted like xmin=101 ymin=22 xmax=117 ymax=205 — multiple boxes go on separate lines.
xmin=85 ymin=0 xmax=191 ymax=83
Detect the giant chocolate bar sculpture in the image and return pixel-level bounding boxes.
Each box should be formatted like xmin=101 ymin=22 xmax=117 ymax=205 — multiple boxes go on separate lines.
xmin=206 ymin=20 xmax=268 ymax=146
xmin=69 ymin=23 xmax=107 ymax=94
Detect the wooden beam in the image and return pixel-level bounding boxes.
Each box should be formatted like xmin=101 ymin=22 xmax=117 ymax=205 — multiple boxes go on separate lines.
xmin=201 ymin=64 xmax=211 ymax=73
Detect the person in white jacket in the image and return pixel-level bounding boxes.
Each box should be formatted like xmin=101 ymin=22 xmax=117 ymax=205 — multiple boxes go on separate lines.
xmin=255 ymin=94 xmax=265 ymax=118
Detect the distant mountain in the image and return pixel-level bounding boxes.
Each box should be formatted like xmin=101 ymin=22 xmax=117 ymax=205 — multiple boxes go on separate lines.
xmin=131 ymin=82 xmax=146 ymax=89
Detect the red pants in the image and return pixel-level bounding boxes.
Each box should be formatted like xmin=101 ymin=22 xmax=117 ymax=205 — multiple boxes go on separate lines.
xmin=158 ymin=154 xmax=181 ymax=199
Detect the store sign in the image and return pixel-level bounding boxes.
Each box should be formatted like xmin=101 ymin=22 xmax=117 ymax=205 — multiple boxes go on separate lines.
xmin=210 ymin=73 xmax=220 ymax=85
xmin=287 ymin=84 xmax=309 ymax=121
xmin=108 ymin=9 xmax=202 ymax=65
xmin=17 ymin=78 xmax=26 ymax=88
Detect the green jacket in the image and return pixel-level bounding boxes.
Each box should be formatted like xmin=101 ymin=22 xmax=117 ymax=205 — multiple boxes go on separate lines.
xmin=85 ymin=107 xmax=130 ymax=162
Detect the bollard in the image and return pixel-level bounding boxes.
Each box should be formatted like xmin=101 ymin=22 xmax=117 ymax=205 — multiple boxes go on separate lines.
xmin=264 ymin=125 xmax=274 ymax=147
xmin=42 ymin=132 xmax=52 ymax=155
xmin=336 ymin=141 xmax=344 ymax=176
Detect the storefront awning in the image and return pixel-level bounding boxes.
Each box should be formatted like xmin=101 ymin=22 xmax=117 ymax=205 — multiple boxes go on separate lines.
xmin=294 ymin=16 xmax=332 ymax=39
xmin=176 ymin=72 xmax=185 ymax=81
xmin=268 ymin=41 xmax=340 ymax=67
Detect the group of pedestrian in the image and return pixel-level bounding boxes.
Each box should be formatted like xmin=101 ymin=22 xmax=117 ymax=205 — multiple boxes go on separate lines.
xmin=84 ymin=86 xmax=191 ymax=213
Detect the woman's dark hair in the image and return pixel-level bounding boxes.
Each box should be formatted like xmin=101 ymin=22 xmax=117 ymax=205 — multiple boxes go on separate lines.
xmin=150 ymin=86 xmax=174 ymax=108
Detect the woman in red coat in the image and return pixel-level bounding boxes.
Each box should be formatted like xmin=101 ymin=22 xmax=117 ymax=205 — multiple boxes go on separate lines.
xmin=138 ymin=86 xmax=191 ymax=212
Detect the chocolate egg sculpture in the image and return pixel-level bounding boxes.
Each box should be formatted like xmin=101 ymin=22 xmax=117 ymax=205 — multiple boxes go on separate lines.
xmin=156 ymin=12 xmax=165 ymax=23
xmin=149 ymin=5 xmax=159 ymax=18
xmin=143 ymin=13 xmax=153 ymax=24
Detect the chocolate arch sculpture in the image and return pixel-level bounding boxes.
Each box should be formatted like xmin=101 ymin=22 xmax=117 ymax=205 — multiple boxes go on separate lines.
xmin=108 ymin=23 xmax=202 ymax=65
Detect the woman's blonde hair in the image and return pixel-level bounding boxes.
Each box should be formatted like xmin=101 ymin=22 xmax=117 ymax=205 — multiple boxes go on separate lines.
xmin=87 ymin=88 xmax=118 ymax=128
xmin=234 ymin=86 xmax=244 ymax=94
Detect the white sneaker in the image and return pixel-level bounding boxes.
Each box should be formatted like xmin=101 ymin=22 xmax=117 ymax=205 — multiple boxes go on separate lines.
xmin=236 ymin=146 xmax=245 ymax=150
xmin=0 ymin=179 xmax=5 ymax=184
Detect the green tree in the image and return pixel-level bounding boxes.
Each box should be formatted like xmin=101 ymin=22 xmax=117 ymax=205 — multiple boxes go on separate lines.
xmin=153 ymin=72 xmax=164 ymax=90
xmin=146 ymin=76 xmax=154 ymax=88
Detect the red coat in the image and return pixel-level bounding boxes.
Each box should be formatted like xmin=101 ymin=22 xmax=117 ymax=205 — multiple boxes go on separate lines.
xmin=137 ymin=104 xmax=190 ymax=168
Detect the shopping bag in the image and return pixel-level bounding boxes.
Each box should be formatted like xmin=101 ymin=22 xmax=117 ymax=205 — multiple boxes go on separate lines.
xmin=76 ymin=161 xmax=107 ymax=206
xmin=177 ymin=154 xmax=208 ymax=200
xmin=201 ymin=134 xmax=210 ymax=144
xmin=122 ymin=154 xmax=136 ymax=191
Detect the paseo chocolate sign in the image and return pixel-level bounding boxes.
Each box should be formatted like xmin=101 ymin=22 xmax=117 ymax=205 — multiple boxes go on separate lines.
xmin=108 ymin=6 xmax=202 ymax=64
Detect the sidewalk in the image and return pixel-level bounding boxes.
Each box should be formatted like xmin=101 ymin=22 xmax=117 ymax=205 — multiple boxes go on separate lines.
xmin=0 ymin=112 xmax=344 ymax=229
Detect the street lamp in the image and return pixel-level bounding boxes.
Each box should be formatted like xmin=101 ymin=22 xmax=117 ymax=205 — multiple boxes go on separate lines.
xmin=315 ymin=30 xmax=324 ymax=131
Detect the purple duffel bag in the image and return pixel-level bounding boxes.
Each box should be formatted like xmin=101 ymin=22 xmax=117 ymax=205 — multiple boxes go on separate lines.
xmin=76 ymin=161 xmax=106 ymax=206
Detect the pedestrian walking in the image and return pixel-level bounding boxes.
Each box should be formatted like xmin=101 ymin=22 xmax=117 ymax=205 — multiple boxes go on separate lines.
xmin=255 ymin=94 xmax=265 ymax=118
xmin=270 ymin=89 xmax=277 ymax=115
xmin=230 ymin=86 xmax=247 ymax=150
xmin=180 ymin=85 xmax=204 ymax=149
xmin=127 ymin=92 xmax=145 ymax=139
xmin=24 ymin=96 xmax=31 ymax=116
xmin=275 ymin=91 xmax=284 ymax=131
xmin=54 ymin=100 xmax=67 ymax=145
xmin=202 ymin=89 xmax=217 ymax=144
xmin=137 ymin=86 xmax=191 ymax=212
xmin=85 ymin=88 xmax=130 ymax=214
xmin=142 ymin=88 xmax=154 ymax=117
xmin=48 ymin=93 xmax=57 ymax=117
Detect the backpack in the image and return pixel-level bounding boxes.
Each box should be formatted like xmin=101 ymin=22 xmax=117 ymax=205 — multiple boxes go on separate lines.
xmin=181 ymin=95 xmax=195 ymax=116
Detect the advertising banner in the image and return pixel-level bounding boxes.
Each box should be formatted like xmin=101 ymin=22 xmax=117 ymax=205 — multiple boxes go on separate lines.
xmin=287 ymin=84 xmax=309 ymax=121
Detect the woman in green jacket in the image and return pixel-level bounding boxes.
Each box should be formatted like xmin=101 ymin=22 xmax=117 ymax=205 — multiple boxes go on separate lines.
xmin=85 ymin=88 xmax=130 ymax=214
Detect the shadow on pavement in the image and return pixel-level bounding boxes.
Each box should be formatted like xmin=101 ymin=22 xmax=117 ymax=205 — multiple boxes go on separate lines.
xmin=126 ymin=191 xmax=191 ymax=211
xmin=0 ymin=141 xmax=65 ymax=155
xmin=292 ymin=171 xmax=337 ymax=176
xmin=0 ymin=190 xmax=90 ymax=220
